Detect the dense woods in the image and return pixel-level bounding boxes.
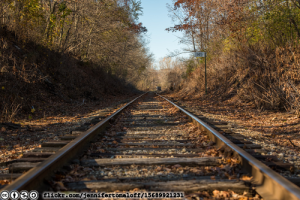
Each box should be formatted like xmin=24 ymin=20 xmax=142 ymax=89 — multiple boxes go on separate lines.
xmin=3 ymin=0 xmax=300 ymax=121
xmin=0 ymin=0 xmax=152 ymax=121
xmin=157 ymin=0 xmax=300 ymax=113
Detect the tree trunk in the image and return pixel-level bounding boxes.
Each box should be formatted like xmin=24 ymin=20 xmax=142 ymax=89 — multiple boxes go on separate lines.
xmin=44 ymin=0 xmax=58 ymax=41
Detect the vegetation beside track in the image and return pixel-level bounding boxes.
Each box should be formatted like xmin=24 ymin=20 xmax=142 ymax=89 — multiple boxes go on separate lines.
xmin=146 ymin=0 xmax=300 ymax=115
xmin=0 ymin=0 xmax=152 ymax=122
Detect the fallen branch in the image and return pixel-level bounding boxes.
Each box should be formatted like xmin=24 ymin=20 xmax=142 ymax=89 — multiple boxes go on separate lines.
xmin=288 ymin=139 xmax=299 ymax=148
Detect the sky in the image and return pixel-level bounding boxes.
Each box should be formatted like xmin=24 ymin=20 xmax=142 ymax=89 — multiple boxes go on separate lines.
xmin=139 ymin=0 xmax=190 ymax=66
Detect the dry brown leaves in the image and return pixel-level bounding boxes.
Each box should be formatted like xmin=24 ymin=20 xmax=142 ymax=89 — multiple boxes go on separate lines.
xmin=240 ymin=175 xmax=253 ymax=181
xmin=168 ymin=93 xmax=300 ymax=150
xmin=0 ymin=180 xmax=10 ymax=185
xmin=212 ymin=190 xmax=253 ymax=199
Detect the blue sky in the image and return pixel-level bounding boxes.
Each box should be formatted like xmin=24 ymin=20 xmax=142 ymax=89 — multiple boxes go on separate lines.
xmin=139 ymin=0 xmax=189 ymax=65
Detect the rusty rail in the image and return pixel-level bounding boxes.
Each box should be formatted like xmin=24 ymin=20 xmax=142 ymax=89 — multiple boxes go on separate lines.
xmin=2 ymin=92 xmax=300 ymax=200
xmin=2 ymin=93 xmax=146 ymax=192
xmin=158 ymin=94 xmax=300 ymax=200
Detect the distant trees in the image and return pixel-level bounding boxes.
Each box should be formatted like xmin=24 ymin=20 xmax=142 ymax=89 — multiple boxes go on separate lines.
xmin=0 ymin=0 xmax=152 ymax=84
xmin=156 ymin=57 xmax=185 ymax=91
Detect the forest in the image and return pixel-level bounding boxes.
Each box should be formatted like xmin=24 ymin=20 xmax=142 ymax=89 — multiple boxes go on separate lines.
xmin=2 ymin=0 xmax=300 ymax=120
xmin=148 ymin=0 xmax=300 ymax=114
xmin=0 ymin=0 xmax=152 ymax=121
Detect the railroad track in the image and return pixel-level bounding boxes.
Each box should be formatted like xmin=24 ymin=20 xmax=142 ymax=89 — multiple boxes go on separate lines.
xmin=1 ymin=93 xmax=300 ymax=199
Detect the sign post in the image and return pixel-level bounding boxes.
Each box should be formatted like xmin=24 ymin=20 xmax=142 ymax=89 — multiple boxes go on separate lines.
xmin=194 ymin=52 xmax=207 ymax=94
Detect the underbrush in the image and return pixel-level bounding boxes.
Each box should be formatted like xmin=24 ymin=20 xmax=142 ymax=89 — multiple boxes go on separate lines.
xmin=0 ymin=29 xmax=139 ymax=122
xmin=173 ymin=43 xmax=300 ymax=113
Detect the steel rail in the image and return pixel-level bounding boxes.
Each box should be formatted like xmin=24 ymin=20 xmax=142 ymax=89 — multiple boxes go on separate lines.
xmin=158 ymin=94 xmax=300 ymax=200
xmin=2 ymin=93 xmax=146 ymax=192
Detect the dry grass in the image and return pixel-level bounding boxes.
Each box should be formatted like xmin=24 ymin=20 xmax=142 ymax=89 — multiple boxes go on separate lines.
xmin=171 ymin=43 xmax=300 ymax=112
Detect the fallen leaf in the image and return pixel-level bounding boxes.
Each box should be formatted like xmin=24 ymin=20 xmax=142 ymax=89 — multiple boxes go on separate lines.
xmin=131 ymin=188 xmax=139 ymax=192
xmin=142 ymin=168 xmax=148 ymax=172
xmin=213 ymin=190 xmax=220 ymax=197
xmin=0 ymin=180 xmax=9 ymax=185
xmin=220 ymin=191 xmax=230 ymax=198
xmin=240 ymin=175 xmax=252 ymax=181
